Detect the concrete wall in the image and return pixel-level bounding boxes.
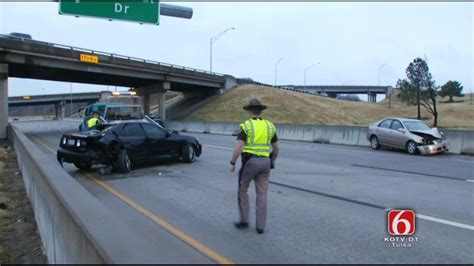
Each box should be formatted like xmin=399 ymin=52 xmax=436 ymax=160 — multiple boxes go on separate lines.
xmin=166 ymin=121 xmax=474 ymax=155
xmin=7 ymin=125 xmax=188 ymax=263
xmin=223 ymin=75 xmax=237 ymax=91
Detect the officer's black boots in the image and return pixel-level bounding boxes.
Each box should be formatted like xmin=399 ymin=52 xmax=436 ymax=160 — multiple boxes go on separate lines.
xmin=256 ymin=229 xmax=264 ymax=234
xmin=234 ymin=222 xmax=249 ymax=229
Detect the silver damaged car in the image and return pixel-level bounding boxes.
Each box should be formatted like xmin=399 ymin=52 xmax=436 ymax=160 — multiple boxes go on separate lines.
xmin=367 ymin=117 xmax=449 ymax=155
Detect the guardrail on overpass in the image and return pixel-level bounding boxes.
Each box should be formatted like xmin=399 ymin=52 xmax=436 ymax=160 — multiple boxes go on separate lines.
xmin=7 ymin=125 xmax=192 ymax=263
xmin=166 ymin=121 xmax=474 ymax=155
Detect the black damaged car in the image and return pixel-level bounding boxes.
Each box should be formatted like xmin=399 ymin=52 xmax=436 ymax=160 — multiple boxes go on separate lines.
xmin=57 ymin=122 xmax=202 ymax=173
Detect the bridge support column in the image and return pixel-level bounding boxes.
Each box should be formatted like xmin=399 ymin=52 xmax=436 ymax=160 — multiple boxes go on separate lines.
xmin=367 ymin=92 xmax=377 ymax=103
xmin=0 ymin=64 xmax=8 ymax=139
xmin=135 ymin=82 xmax=170 ymax=121
xmin=142 ymin=94 xmax=150 ymax=115
xmin=158 ymin=91 xmax=166 ymax=121
xmin=61 ymin=101 xmax=66 ymax=118
xmin=55 ymin=101 xmax=66 ymax=119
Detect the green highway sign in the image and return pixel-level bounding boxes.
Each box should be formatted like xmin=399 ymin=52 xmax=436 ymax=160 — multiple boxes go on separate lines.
xmin=59 ymin=0 xmax=160 ymax=25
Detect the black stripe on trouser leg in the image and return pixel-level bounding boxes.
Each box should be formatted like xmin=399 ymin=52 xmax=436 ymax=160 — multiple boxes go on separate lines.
xmin=238 ymin=162 xmax=245 ymax=223
xmin=238 ymin=155 xmax=250 ymax=224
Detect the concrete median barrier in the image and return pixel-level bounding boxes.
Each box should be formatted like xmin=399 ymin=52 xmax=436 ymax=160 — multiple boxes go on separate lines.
xmin=167 ymin=121 xmax=473 ymax=155
xmin=7 ymin=125 xmax=202 ymax=263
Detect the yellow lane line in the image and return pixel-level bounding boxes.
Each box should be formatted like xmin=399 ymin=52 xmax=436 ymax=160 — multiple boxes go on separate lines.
xmin=30 ymin=135 xmax=234 ymax=265
xmin=32 ymin=135 xmax=57 ymax=154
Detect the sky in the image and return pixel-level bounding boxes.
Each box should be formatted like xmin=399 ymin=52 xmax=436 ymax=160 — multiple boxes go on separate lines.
xmin=0 ymin=2 xmax=473 ymax=100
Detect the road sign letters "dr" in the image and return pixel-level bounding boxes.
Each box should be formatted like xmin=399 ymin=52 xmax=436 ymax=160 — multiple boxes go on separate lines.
xmin=59 ymin=1 xmax=160 ymax=25
xmin=114 ymin=3 xmax=129 ymax=14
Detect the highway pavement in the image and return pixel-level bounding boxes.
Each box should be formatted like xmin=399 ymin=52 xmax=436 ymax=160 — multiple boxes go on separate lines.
xmin=13 ymin=120 xmax=474 ymax=264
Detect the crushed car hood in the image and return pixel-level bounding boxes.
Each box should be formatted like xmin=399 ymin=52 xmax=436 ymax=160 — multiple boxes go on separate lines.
xmin=409 ymin=128 xmax=442 ymax=138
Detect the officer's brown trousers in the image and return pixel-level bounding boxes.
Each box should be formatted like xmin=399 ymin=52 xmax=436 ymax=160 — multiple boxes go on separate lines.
xmin=238 ymin=156 xmax=271 ymax=230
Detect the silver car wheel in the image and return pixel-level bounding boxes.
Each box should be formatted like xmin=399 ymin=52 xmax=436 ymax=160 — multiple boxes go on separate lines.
xmin=370 ymin=136 xmax=380 ymax=150
xmin=407 ymin=141 xmax=417 ymax=155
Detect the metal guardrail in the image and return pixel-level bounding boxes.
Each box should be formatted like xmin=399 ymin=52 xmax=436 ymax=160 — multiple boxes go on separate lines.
xmin=236 ymin=78 xmax=325 ymax=97
xmin=0 ymin=34 xmax=225 ymax=77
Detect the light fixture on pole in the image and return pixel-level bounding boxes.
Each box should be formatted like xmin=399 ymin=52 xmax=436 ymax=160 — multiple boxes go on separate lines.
xmin=274 ymin=58 xmax=283 ymax=86
xmin=210 ymin=27 xmax=235 ymax=73
xmin=304 ymin=62 xmax=320 ymax=90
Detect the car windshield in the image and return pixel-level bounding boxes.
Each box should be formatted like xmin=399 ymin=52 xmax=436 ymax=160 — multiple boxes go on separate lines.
xmin=404 ymin=121 xmax=431 ymax=131
xmin=105 ymin=106 xmax=143 ymax=121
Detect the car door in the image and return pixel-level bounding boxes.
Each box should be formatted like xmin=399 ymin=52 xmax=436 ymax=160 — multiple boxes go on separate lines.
xmin=388 ymin=120 xmax=408 ymax=148
xmin=142 ymin=123 xmax=175 ymax=159
xmin=119 ymin=123 xmax=148 ymax=161
xmin=375 ymin=119 xmax=393 ymax=146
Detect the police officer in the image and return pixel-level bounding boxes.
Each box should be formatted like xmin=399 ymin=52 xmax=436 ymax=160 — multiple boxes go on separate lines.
xmin=87 ymin=111 xmax=101 ymax=129
xmin=230 ymin=99 xmax=279 ymax=234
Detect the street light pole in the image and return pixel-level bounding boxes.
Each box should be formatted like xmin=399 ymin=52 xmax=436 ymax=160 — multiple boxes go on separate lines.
xmin=304 ymin=62 xmax=319 ymax=90
xmin=70 ymin=83 xmax=73 ymax=117
xmin=274 ymin=58 xmax=283 ymax=86
xmin=42 ymin=88 xmax=46 ymax=116
xmin=209 ymin=27 xmax=235 ymax=73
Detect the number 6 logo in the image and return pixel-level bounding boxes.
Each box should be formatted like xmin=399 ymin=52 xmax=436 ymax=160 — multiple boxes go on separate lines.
xmin=388 ymin=210 xmax=415 ymax=235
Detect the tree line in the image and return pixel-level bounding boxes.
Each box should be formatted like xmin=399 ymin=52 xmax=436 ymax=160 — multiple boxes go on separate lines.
xmin=395 ymin=57 xmax=465 ymax=126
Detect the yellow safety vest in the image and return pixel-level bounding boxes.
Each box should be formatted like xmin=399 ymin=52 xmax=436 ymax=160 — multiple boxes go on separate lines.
xmin=87 ymin=117 xmax=99 ymax=128
xmin=240 ymin=118 xmax=276 ymax=157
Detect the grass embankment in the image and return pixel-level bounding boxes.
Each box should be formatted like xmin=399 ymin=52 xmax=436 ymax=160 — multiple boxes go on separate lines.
xmin=185 ymin=85 xmax=473 ymax=129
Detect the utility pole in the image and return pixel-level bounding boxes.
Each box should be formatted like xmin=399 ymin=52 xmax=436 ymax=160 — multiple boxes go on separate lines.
xmin=471 ymin=88 xmax=473 ymax=105
xmin=417 ymin=86 xmax=421 ymax=119
xmin=388 ymin=87 xmax=392 ymax=109
xmin=274 ymin=58 xmax=283 ymax=86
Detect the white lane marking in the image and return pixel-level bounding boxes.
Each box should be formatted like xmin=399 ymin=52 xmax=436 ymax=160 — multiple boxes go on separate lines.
xmin=467 ymin=180 xmax=474 ymax=183
xmin=416 ymin=214 xmax=474 ymax=231
xmin=205 ymin=144 xmax=233 ymax=151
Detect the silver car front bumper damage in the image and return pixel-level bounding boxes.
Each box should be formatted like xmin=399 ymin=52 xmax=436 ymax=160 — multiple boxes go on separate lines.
xmin=417 ymin=141 xmax=449 ymax=155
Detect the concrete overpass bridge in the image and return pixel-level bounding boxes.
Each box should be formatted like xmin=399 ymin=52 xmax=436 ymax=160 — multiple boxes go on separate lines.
xmin=0 ymin=34 xmax=236 ymax=138
xmin=8 ymin=91 xmax=113 ymax=118
xmin=280 ymin=85 xmax=391 ymax=102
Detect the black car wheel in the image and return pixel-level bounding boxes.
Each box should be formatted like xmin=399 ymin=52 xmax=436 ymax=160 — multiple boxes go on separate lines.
xmin=117 ymin=149 xmax=131 ymax=173
xmin=74 ymin=162 xmax=92 ymax=171
xmin=406 ymin=141 xmax=418 ymax=155
xmin=370 ymin=136 xmax=380 ymax=150
xmin=182 ymin=144 xmax=196 ymax=163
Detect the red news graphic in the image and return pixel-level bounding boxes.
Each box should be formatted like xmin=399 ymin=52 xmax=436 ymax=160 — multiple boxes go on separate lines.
xmin=388 ymin=210 xmax=416 ymax=236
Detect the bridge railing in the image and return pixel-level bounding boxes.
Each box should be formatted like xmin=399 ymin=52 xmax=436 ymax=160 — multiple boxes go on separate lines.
xmin=0 ymin=34 xmax=224 ymax=77
xmin=235 ymin=78 xmax=325 ymax=97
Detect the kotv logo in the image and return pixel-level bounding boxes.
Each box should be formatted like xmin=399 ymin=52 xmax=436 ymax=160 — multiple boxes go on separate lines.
xmin=388 ymin=210 xmax=415 ymax=236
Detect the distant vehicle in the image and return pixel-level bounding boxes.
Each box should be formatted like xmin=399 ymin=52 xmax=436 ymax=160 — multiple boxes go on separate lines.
xmin=79 ymin=92 xmax=145 ymax=131
xmin=8 ymin=32 xmax=32 ymax=39
xmin=57 ymin=121 xmax=202 ymax=173
xmin=367 ymin=117 xmax=449 ymax=155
